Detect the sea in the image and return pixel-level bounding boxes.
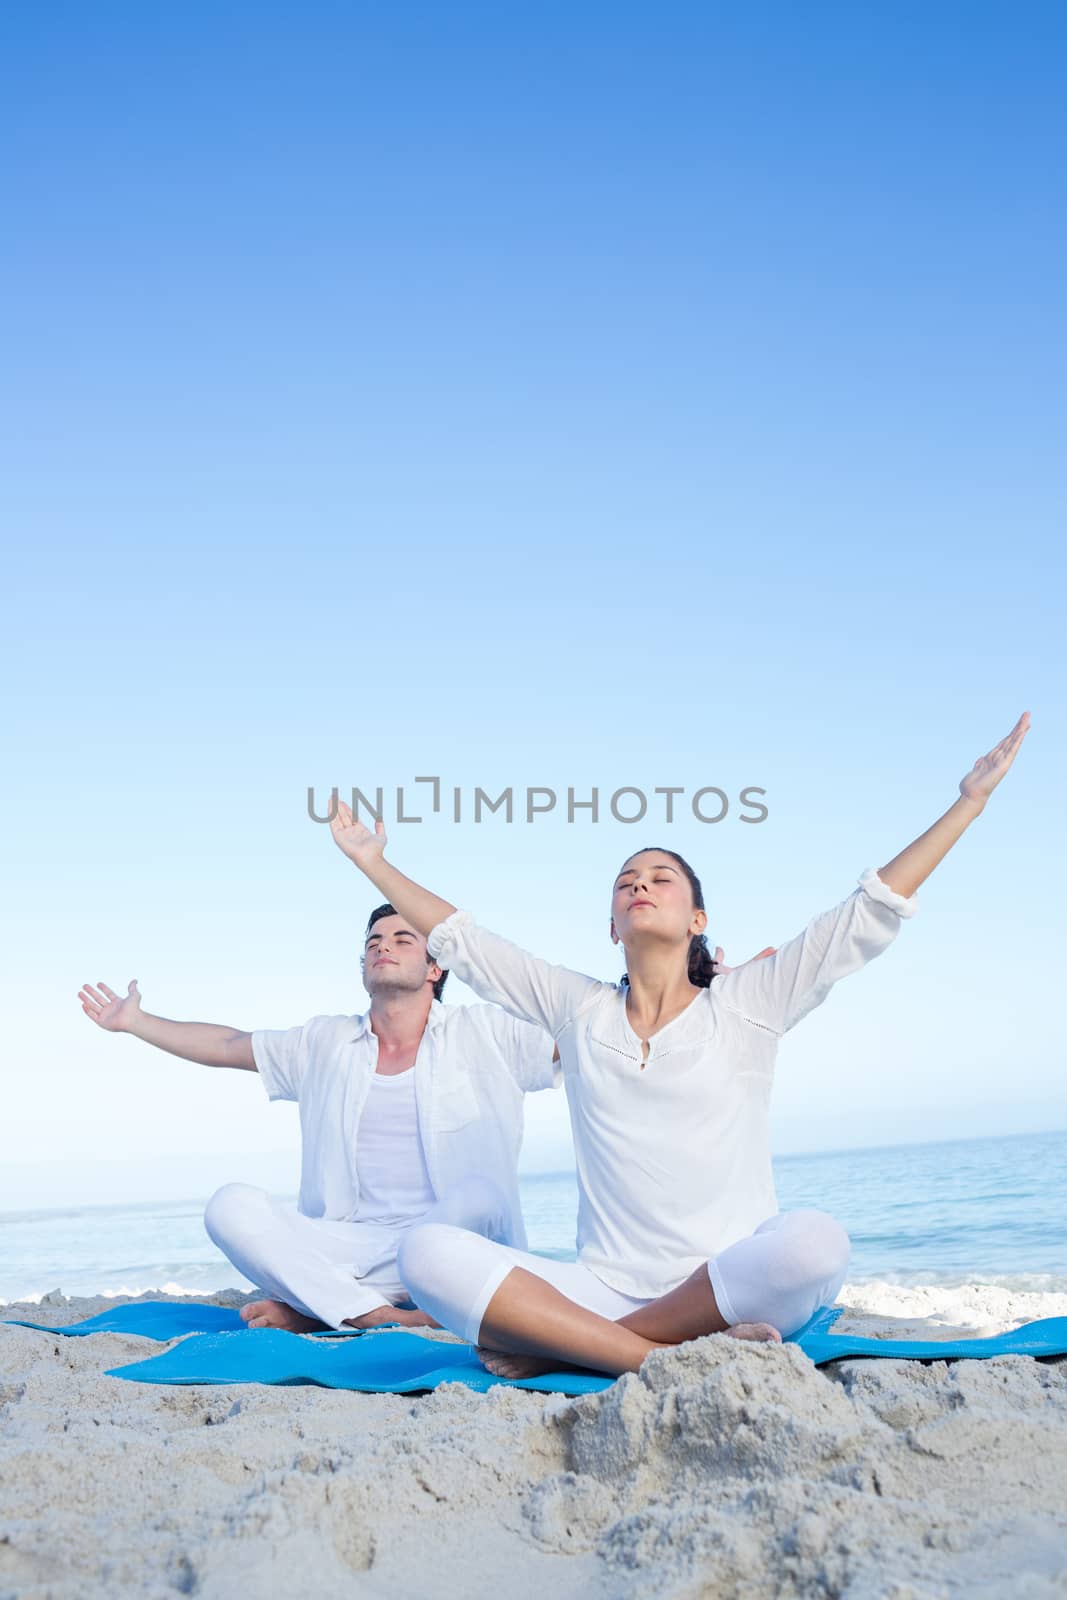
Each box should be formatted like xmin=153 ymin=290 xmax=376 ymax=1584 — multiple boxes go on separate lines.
xmin=2 ymin=1129 xmax=1065 ymax=1305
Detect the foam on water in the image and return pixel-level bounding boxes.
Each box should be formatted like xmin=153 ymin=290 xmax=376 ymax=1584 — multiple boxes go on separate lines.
xmin=2 ymin=1129 xmax=1065 ymax=1305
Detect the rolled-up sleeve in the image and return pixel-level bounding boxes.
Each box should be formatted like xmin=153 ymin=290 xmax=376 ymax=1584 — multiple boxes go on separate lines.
xmin=855 ymin=866 xmax=919 ymax=918
xmin=250 ymin=1019 xmax=318 ymax=1102
xmin=428 ymin=910 xmax=605 ymax=1039
xmin=506 ymin=1015 xmax=561 ymax=1093
xmin=714 ymin=868 xmax=918 ymax=1036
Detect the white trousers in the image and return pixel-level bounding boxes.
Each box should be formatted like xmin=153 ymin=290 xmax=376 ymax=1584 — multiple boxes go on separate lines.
xmin=396 ymin=1208 xmax=851 ymax=1346
xmin=203 ymin=1175 xmax=510 ymax=1329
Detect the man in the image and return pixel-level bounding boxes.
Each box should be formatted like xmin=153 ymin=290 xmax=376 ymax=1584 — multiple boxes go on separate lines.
xmin=78 ymin=898 xmax=559 ymax=1332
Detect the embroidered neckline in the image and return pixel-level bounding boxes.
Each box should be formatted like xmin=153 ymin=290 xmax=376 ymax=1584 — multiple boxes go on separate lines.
xmin=592 ymin=1036 xmax=642 ymax=1063
xmin=590 ymin=1033 xmax=718 ymax=1071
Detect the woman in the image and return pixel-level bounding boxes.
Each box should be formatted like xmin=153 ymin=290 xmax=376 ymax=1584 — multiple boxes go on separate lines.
xmin=329 ymin=713 xmax=1029 ymax=1378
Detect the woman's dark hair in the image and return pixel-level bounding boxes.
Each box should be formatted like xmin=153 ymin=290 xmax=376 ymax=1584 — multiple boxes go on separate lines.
xmin=616 ymin=847 xmax=718 ymax=989
xmin=365 ymin=903 xmax=449 ymax=1000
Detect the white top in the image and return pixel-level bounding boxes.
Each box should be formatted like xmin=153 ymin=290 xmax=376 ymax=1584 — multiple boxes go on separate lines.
xmin=352 ymin=1070 xmax=437 ymax=1226
xmin=251 ymin=999 xmax=558 ymax=1250
xmin=428 ymin=867 xmax=918 ymax=1299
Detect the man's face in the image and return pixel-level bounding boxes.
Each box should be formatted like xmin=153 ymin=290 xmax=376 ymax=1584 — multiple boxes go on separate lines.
xmin=361 ymin=914 xmax=441 ymax=998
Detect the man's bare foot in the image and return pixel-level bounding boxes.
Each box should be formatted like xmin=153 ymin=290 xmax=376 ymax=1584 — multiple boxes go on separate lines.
xmin=240 ymin=1299 xmax=325 ymax=1332
xmin=723 ymin=1321 xmax=782 ymax=1343
xmin=342 ymin=1306 xmax=442 ymax=1330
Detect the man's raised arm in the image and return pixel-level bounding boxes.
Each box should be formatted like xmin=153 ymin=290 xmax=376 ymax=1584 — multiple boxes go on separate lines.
xmin=78 ymin=980 xmax=256 ymax=1071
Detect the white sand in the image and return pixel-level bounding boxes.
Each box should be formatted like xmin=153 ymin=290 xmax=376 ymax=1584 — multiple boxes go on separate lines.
xmin=1 ymin=1282 xmax=1065 ymax=1598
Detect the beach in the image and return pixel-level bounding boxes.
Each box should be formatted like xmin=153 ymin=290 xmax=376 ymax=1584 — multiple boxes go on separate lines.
xmin=2 ymin=1281 xmax=1065 ymax=1598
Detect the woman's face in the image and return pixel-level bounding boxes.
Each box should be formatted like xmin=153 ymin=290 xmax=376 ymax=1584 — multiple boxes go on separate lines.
xmin=609 ymin=851 xmax=706 ymax=950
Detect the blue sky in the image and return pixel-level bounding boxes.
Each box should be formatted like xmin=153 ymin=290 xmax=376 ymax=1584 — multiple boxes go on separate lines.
xmin=1 ymin=2 xmax=1064 ymax=1207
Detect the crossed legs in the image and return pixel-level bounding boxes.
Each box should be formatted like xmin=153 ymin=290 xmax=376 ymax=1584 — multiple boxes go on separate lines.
xmin=397 ymin=1208 xmax=851 ymax=1376
xmin=204 ymin=1174 xmax=513 ymax=1332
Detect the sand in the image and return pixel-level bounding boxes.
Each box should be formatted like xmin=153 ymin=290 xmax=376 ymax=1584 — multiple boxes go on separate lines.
xmin=1 ymin=1282 xmax=1065 ymax=1599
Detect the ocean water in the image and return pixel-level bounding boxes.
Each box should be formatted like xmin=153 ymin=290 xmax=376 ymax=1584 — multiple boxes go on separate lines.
xmin=1 ymin=1130 xmax=1064 ymax=1304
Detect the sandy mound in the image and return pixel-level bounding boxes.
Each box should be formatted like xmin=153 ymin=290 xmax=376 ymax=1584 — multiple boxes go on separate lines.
xmin=528 ymin=1334 xmax=1067 ymax=1597
xmin=1 ymin=1287 xmax=1065 ymax=1598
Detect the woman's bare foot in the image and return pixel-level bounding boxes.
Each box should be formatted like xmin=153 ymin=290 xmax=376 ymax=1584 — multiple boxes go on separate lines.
xmin=240 ymin=1299 xmax=325 ymax=1332
xmin=475 ymin=1346 xmax=560 ymax=1380
xmin=724 ymin=1321 xmax=782 ymax=1343
xmin=476 ymin=1322 xmax=781 ymax=1379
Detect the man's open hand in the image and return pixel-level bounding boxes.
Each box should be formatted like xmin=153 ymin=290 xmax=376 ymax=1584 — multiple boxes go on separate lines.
xmin=79 ymin=979 xmax=142 ymax=1032
xmin=713 ymin=945 xmax=777 ymax=975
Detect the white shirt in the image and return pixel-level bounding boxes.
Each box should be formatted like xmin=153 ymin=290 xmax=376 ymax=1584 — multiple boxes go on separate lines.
xmin=352 ymin=1070 xmax=436 ymax=1226
xmin=251 ymin=999 xmax=558 ymax=1251
xmin=427 ymin=867 xmax=918 ymax=1299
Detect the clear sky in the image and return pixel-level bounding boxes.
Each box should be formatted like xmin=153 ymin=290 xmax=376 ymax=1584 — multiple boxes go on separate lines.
xmin=1 ymin=1 xmax=1064 ymax=1208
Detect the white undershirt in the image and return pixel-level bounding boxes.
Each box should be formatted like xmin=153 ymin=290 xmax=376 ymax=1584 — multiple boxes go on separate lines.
xmin=352 ymin=1069 xmax=437 ymax=1227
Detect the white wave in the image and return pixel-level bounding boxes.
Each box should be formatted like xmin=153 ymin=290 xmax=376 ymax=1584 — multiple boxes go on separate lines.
xmin=838 ymin=1277 xmax=1067 ymax=1331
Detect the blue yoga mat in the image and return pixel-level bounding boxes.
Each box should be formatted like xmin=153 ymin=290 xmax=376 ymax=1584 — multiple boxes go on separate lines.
xmin=12 ymin=1299 xmax=1067 ymax=1393
xmin=5 ymin=1301 xmax=839 ymax=1346
xmin=3 ymin=1302 xmax=250 ymax=1339
xmin=103 ymin=1308 xmax=1067 ymax=1394
xmin=796 ymin=1306 xmax=1067 ymax=1365
xmin=2 ymin=1301 xmax=405 ymax=1341
xmin=107 ymin=1327 xmax=614 ymax=1395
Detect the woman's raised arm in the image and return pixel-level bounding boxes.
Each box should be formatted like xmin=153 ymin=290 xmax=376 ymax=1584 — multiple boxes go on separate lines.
xmin=875 ymin=711 xmax=1030 ymax=898
xmin=329 ymin=802 xmax=456 ymax=933
xmin=329 ymin=801 xmax=606 ymax=1036
xmin=715 ymin=711 xmax=1031 ymax=1036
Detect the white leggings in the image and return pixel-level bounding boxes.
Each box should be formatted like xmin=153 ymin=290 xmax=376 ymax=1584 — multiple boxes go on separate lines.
xmin=203 ymin=1175 xmax=510 ymax=1330
xmin=397 ymin=1209 xmax=851 ymax=1346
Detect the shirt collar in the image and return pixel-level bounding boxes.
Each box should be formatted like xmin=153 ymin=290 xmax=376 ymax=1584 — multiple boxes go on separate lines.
xmin=348 ymin=998 xmax=446 ymax=1044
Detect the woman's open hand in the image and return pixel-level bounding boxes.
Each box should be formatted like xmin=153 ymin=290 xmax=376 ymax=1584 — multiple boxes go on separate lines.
xmin=329 ymin=798 xmax=388 ymax=867
xmin=959 ymin=712 xmax=1030 ymax=806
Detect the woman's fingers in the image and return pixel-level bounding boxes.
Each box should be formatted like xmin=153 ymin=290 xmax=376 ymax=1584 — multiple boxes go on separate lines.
xmin=990 ymin=715 xmax=1029 ymax=768
xmin=98 ymin=983 xmax=119 ymax=1001
xmin=328 ymin=796 xmax=350 ymax=834
xmin=985 ymin=712 xmax=1028 ymax=765
xmin=962 ymin=712 xmax=1030 ymax=800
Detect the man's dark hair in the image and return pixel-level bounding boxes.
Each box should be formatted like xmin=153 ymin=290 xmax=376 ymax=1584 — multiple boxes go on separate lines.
xmin=365 ymin=903 xmax=449 ymax=1000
